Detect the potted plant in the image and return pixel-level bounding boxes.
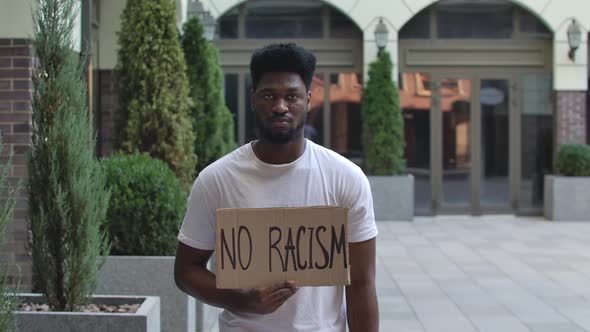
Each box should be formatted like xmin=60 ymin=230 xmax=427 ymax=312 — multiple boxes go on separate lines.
xmin=16 ymin=1 xmax=159 ymax=330
xmin=361 ymin=49 xmax=413 ymax=221
xmin=544 ymin=143 xmax=590 ymax=221
xmin=96 ymin=154 xmax=195 ymax=332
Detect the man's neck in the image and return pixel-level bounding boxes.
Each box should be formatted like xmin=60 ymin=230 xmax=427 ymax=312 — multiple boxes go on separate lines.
xmin=252 ymin=137 xmax=306 ymax=165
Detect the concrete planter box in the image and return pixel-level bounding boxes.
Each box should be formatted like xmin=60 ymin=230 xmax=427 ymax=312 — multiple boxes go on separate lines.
xmin=15 ymin=293 xmax=160 ymax=332
xmin=368 ymin=174 xmax=414 ymax=221
xmin=544 ymin=175 xmax=590 ymax=221
xmin=96 ymin=256 xmax=198 ymax=332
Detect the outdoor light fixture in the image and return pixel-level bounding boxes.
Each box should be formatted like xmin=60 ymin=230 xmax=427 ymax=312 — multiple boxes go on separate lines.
xmin=188 ymin=0 xmax=216 ymax=41
xmin=374 ymin=18 xmax=389 ymax=51
xmin=567 ymin=18 xmax=582 ymax=61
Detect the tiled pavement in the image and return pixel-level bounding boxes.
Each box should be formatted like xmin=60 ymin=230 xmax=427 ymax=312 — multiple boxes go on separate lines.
xmin=206 ymin=215 xmax=590 ymax=331
xmin=377 ymin=215 xmax=590 ymax=332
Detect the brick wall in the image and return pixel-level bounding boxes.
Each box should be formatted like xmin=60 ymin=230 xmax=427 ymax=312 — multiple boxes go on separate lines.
xmin=556 ymin=91 xmax=587 ymax=146
xmin=0 ymin=38 xmax=34 ymax=291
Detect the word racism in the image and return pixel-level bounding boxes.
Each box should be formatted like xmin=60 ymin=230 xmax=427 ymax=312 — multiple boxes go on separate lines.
xmin=220 ymin=225 xmax=348 ymax=273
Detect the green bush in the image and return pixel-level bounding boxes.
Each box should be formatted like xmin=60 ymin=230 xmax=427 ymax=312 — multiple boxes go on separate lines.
xmin=115 ymin=0 xmax=196 ymax=188
xmin=182 ymin=17 xmax=235 ymax=174
xmin=555 ymin=143 xmax=590 ymax=176
xmin=102 ymin=154 xmax=186 ymax=256
xmin=29 ymin=0 xmax=110 ymax=311
xmin=361 ymin=50 xmax=405 ymax=175
xmin=0 ymin=139 xmax=20 ymax=331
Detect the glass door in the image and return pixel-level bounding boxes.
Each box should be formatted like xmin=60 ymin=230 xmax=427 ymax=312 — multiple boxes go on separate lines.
xmin=431 ymin=75 xmax=514 ymax=214
xmin=479 ymin=79 xmax=512 ymax=212
xmin=432 ymin=76 xmax=474 ymax=213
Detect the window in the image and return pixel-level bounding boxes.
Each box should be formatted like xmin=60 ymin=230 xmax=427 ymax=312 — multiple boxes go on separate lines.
xmin=399 ymin=10 xmax=430 ymax=39
xmin=245 ymin=0 xmax=323 ymax=38
xmin=437 ymin=3 xmax=513 ymax=39
xmin=218 ymin=7 xmax=238 ymax=39
xmin=330 ymin=9 xmax=362 ymax=39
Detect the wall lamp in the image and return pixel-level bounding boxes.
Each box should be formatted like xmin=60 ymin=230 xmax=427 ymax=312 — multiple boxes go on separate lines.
xmin=567 ymin=18 xmax=582 ymax=61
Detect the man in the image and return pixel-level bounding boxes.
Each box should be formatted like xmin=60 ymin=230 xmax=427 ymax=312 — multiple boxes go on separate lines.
xmin=174 ymin=43 xmax=378 ymax=332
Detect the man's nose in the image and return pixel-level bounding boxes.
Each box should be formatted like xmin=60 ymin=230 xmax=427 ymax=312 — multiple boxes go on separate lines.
xmin=272 ymin=98 xmax=288 ymax=113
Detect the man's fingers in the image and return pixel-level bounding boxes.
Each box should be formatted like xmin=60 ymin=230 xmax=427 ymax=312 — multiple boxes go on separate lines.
xmin=260 ymin=281 xmax=293 ymax=295
xmin=266 ymin=286 xmax=297 ymax=303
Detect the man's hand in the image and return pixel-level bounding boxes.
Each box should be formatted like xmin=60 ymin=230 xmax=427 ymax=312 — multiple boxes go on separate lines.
xmin=239 ymin=281 xmax=298 ymax=314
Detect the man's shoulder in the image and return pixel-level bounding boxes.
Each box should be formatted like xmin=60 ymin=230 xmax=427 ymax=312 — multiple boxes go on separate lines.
xmin=196 ymin=144 xmax=250 ymax=180
xmin=309 ymin=141 xmax=365 ymax=177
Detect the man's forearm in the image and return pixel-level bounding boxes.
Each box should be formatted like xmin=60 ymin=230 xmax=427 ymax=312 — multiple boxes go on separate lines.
xmin=175 ymin=266 xmax=247 ymax=312
xmin=346 ymin=283 xmax=379 ymax=332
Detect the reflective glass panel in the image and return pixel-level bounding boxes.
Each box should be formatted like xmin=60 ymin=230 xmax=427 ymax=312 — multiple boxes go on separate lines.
xmin=329 ymin=73 xmax=362 ymax=160
xmin=224 ymin=74 xmax=239 ymax=143
xmin=399 ymin=10 xmax=431 ymax=39
xmin=480 ymin=79 xmax=510 ymax=206
xmin=401 ymin=73 xmax=432 ymax=214
xmin=437 ymin=3 xmax=513 ymax=39
xmin=330 ymin=8 xmax=362 ymax=39
xmin=218 ymin=7 xmax=238 ymax=39
xmin=520 ymin=74 xmax=553 ymax=210
xmin=441 ymin=78 xmax=471 ymax=207
xmin=245 ymin=1 xmax=323 ymax=38
xmin=306 ymin=74 xmax=325 ymax=145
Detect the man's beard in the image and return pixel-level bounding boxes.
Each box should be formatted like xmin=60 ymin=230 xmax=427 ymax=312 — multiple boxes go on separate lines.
xmin=255 ymin=112 xmax=306 ymax=144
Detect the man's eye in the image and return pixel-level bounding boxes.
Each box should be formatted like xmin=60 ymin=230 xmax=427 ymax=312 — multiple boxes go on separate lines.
xmin=287 ymin=95 xmax=298 ymax=101
xmin=262 ymin=94 xmax=273 ymax=100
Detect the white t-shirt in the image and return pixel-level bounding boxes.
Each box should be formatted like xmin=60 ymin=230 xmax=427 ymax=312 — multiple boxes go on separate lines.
xmin=178 ymin=139 xmax=378 ymax=332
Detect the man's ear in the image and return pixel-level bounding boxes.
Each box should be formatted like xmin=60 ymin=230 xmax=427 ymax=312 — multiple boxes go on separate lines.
xmin=307 ymin=90 xmax=312 ymax=112
xmin=250 ymin=89 xmax=255 ymax=110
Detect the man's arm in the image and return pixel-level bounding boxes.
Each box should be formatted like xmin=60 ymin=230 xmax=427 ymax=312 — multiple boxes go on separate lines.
xmin=346 ymin=237 xmax=378 ymax=332
xmin=174 ymin=241 xmax=297 ymax=314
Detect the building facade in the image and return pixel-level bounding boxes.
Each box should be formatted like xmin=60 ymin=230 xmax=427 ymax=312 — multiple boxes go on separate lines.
xmin=0 ymin=0 xmax=589 ymax=288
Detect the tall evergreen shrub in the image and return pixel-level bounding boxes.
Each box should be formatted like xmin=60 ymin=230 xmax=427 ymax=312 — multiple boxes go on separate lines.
xmin=115 ymin=0 xmax=196 ymax=187
xmin=28 ymin=0 xmax=110 ymax=311
xmin=182 ymin=17 xmax=235 ymax=174
xmin=0 ymin=140 xmax=20 ymax=331
xmin=361 ymin=50 xmax=405 ymax=175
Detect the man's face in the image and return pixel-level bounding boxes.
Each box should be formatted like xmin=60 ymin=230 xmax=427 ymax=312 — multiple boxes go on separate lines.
xmin=251 ymin=72 xmax=311 ymax=144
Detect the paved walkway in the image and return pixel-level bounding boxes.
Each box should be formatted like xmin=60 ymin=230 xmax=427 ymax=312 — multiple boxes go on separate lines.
xmin=205 ymin=215 xmax=590 ymax=331
xmin=377 ymin=216 xmax=590 ymax=332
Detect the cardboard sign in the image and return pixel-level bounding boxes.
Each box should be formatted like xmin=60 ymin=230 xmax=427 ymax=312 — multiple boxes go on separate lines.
xmin=215 ymin=206 xmax=350 ymax=289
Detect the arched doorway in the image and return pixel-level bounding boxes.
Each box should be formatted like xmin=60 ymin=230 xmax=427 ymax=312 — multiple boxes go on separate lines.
xmin=214 ymin=0 xmax=365 ymax=163
xmin=398 ymin=0 xmax=553 ymax=216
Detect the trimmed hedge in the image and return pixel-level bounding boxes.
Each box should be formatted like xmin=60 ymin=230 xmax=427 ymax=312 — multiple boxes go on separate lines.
xmin=555 ymin=143 xmax=590 ymax=176
xmin=102 ymin=154 xmax=186 ymax=256
xmin=182 ymin=17 xmax=235 ymax=174
xmin=361 ymin=50 xmax=405 ymax=175
xmin=115 ymin=0 xmax=196 ymax=188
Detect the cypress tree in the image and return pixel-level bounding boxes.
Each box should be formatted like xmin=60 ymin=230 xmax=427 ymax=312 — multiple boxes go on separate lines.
xmin=115 ymin=0 xmax=196 ymax=187
xmin=182 ymin=17 xmax=235 ymax=174
xmin=362 ymin=50 xmax=405 ymax=175
xmin=0 ymin=140 xmax=20 ymax=331
xmin=28 ymin=0 xmax=110 ymax=311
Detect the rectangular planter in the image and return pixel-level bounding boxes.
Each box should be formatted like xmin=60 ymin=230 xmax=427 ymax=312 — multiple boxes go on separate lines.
xmin=15 ymin=293 xmax=160 ymax=332
xmin=544 ymin=175 xmax=590 ymax=221
xmin=95 ymin=256 xmax=198 ymax=332
xmin=368 ymin=174 xmax=414 ymax=221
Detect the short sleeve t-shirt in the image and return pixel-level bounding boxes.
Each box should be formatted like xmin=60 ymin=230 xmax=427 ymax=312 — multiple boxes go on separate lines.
xmin=178 ymin=139 xmax=378 ymax=332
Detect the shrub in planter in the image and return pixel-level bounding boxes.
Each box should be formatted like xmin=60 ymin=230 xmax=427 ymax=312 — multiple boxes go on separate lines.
xmin=181 ymin=16 xmax=235 ymax=175
xmin=115 ymin=0 xmax=196 ymax=188
xmin=555 ymin=143 xmax=590 ymax=176
xmin=28 ymin=0 xmax=110 ymax=311
xmin=0 ymin=139 xmax=20 ymax=331
xmin=102 ymin=153 xmax=186 ymax=256
xmin=361 ymin=49 xmax=405 ymax=175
